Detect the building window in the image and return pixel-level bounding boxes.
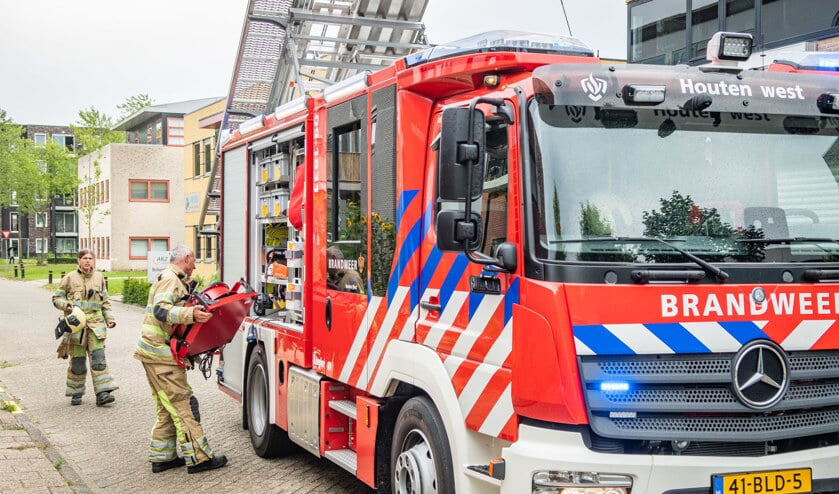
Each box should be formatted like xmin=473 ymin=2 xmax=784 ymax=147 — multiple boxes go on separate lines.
xmin=204 ymin=138 xmax=213 ymax=174
xmin=129 ymin=180 xmax=169 ymax=202
xmin=193 ymin=142 xmax=202 ymax=176
xmin=691 ymin=0 xmax=719 ymax=60
xmin=630 ymin=0 xmax=688 ymax=64
xmin=35 ymin=213 xmax=48 ymax=227
xmin=130 ymin=237 xmax=170 ymax=259
xmin=55 ymin=237 xmax=77 ymax=255
xmin=34 ymin=133 xmax=46 ymax=146
xmin=10 ymin=213 xmax=18 ymax=231
xmin=54 ymin=212 xmax=77 ymax=233
xmin=36 ymin=238 xmax=48 ymax=254
xmin=168 ymin=118 xmax=184 ymax=146
xmin=52 ymin=134 xmax=75 ymax=151
xmin=725 ymin=0 xmax=755 ymax=34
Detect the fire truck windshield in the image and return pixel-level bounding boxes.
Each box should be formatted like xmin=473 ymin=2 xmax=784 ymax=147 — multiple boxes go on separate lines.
xmin=527 ymin=101 xmax=839 ymax=264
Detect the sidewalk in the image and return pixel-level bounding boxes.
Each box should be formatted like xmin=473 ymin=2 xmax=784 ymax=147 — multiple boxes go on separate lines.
xmin=1 ymin=278 xmax=95 ymax=493
xmin=0 ymin=381 xmax=92 ymax=493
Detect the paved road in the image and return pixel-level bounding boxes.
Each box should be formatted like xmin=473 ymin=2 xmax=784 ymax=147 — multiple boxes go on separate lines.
xmin=0 ymin=277 xmax=372 ymax=493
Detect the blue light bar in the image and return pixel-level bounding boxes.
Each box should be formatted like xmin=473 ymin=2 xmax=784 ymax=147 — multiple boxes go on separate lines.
xmin=405 ymin=30 xmax=594 ymax=67
xmin=774 ymin=51 xmax=839 ymax=72
xmin=600 ymin=381 xmax=631 ymax=393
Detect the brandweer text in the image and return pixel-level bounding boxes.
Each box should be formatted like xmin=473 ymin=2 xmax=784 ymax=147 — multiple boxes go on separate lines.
xmin=661 ymin=292 xmax=839 ymax=317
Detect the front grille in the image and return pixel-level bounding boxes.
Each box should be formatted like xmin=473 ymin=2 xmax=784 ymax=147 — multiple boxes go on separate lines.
xmin=579 ymin=351 xmax=839 ymax=445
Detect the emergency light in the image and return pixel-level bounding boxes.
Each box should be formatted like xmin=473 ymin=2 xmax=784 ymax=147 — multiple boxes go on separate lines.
xmin=773 ymin=51 xmax=839 ymax=72
xmin=404 ymin=30 xmax=594 ymax=68
xmin=622 ymin=84 xmax=666 ymax=104
xmin=600 ymin=381 xmax=630 ymax=393
xmin=706 ymin=31 xmax=753 ymax=64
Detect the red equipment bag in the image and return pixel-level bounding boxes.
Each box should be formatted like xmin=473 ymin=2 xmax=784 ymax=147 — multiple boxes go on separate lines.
xmin=169 ymin=279 xmax=256 ymax=363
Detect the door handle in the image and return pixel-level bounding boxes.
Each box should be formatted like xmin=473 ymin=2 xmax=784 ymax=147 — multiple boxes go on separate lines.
xmin=325 ymin=297 xmax=332 ymax=331
xmin=420 ymin=300 xmax=441 ymax=312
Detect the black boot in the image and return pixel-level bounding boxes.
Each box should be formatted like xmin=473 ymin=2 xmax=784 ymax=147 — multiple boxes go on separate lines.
xmin=70 ymin=395 xmax=82 ymax=406
xmin=151 ymin=457 xmax=185 ymax=473
xmin=187 ymin=454 xmax=228 ymax=474
xmin=96 ymin=391 xmax=115 ymax=406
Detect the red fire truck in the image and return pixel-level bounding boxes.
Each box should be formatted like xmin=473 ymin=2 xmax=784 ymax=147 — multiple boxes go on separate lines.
xmin=216 ymin=31 xmax=839 ymax=493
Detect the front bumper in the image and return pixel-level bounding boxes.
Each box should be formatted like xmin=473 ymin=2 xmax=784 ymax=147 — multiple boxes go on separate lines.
xmin=501 ymin=423 xmax=839 ymax=494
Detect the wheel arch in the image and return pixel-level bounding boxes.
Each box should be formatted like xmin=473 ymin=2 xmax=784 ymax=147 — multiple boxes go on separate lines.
xmin=370 ymin=339 xmax=469 ymax=493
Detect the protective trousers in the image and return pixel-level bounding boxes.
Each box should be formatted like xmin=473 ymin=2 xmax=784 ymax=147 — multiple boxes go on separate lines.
xmin=141 ymin=360 xmax=214 ymax=466
xmin=66 ymin=329 xmax=118 ymax=397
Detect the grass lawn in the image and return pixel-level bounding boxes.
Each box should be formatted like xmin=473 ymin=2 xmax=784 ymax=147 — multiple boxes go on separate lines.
xmin=0 ymin=260 xmax=147 ymax=296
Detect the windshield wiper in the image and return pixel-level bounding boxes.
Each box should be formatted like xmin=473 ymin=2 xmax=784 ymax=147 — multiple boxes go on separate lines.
xmin=554 ymin=236 xmax=730 ymax=282
xmin=736 ymin=237 xmax=839 ymax=246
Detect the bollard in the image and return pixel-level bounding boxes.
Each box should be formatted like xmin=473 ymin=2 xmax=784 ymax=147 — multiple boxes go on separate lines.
xmin=49 ymin=270 xmax=53 ymax=284
xmin=19 ymin=262 xmax=24 ymax=279
xmin=61 ymin=271 xmax=65 ymax=279
xmin=104 ymin=276 xmax=109 ymax=290
xmin=14 ymin=265 xmax=18 ymax=278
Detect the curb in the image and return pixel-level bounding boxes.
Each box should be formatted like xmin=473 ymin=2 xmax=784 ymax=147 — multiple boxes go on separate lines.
xmin=0 ymin=380 xmax=94 ymax=493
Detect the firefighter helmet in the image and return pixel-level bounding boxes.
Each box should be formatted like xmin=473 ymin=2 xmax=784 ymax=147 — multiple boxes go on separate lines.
xmin=65 ymin=306 xmax=87 ymax=333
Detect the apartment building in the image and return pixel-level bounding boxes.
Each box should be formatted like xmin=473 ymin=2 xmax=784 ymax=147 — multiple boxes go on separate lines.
xmin=80 ymin=98 xmax=221 ymax=271
xmin=1 ymin=125 xmax=78 ymax=262
xmin=626 ymin=0 xmax=839 ymax=67
xmin=183 ymin=98 xmax=225 ymax=281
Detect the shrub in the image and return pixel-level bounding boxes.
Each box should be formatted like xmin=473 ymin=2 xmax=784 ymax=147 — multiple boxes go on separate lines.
xmin=122 ymin=278 xmax=151 ymax=306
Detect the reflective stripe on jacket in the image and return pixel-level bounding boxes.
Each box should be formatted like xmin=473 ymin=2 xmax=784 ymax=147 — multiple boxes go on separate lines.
xmin=133 ymin=264 xmax=198 ymax=365
xmin=52 ymin=269 xmax=114 ymax=341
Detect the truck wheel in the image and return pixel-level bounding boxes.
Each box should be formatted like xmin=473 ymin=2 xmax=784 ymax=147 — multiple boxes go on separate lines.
xmin=246 ymin=346 xmax=296 ymax=457
xmin=391 ymin=396 xmax=455 ymax=494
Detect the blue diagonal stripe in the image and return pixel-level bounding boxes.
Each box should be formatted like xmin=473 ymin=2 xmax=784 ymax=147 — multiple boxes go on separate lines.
xmin=574 ymin=325 xmax=635 ymax=355
xmin=439 ymin=254 xmax=469 ymax=309
xmin=420 ymin=244 xmax=442 ymax=300
xmin=644 ymin=323 xmax=711 ymax=353
xmin=387 ymin=189 xmax=420 ymax=308
xmin=504 ymin=277 xmax=519 ymax=326
xmin=469 ymin=292 xmax=484 ymax=318
xmin=719 ymin=321 xmax=767 ymax=344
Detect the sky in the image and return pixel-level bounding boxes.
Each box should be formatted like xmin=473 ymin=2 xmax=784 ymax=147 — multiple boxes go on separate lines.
xmin=0 ymin=0 xmax=628 ymax=126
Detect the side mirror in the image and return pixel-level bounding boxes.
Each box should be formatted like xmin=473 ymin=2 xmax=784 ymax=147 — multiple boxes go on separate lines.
xmin=436 ymin=210 xmax=482 ymax=251
xmin=495 ymin=242 xmax=517 ymax=272
xmin=438 ymin=107 xmax=486 ymax=202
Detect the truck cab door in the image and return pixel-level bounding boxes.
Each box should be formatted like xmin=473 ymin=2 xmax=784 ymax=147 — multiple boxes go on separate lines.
xmin=314 ymin=98 xmax=370 ymax=382
xmin=416 ymin=110 xmax=519 ymax=439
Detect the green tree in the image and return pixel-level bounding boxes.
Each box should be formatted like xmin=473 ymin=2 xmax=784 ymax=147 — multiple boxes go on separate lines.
xmin=579 ymin=201 xmax=613 ymax=236
xmin=642 ymin=191 xmax=731 ymax=238
xmin=116 ymin=94 xmax=154 ymax=122
xmin=71 ymin=107 xmax=125 ymax=247
xmin=0 ymin=109 xmax=23 ymax=210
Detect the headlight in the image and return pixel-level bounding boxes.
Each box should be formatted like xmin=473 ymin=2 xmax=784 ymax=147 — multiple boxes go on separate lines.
xmin=533 ymin=470 xmax=632 ymax=494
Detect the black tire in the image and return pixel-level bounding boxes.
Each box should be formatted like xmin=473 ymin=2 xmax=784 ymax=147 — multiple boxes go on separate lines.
xmin=246 ymin=346 xmax=296 ymax=457
xmin=391 ymin=396 xmax=455 ymax=494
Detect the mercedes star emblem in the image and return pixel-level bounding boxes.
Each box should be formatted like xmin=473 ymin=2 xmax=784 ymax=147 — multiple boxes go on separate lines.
xmin=731 ymin=340 xmax=789 ymax=410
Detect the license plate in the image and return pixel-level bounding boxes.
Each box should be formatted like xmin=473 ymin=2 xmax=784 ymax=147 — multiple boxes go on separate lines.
xmin=712 ymin=468 xmax=812 ymax=494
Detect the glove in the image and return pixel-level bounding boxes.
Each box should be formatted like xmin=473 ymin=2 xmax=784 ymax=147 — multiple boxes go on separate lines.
xmin=56 ymin=337 xmax=70 ymax=359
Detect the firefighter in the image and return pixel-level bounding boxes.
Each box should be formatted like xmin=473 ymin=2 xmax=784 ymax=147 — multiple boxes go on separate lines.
xmin=133 ymin=245 xmax=228 ymax=474
xmin=51 ymin=249 xmax=118 ymax=406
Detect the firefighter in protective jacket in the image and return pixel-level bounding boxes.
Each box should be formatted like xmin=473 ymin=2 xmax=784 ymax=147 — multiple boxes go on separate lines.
xmin=133 ymin=245 xmax=227 ymax=474
xmin=52 ymin=249 xmax=117 ymax=406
